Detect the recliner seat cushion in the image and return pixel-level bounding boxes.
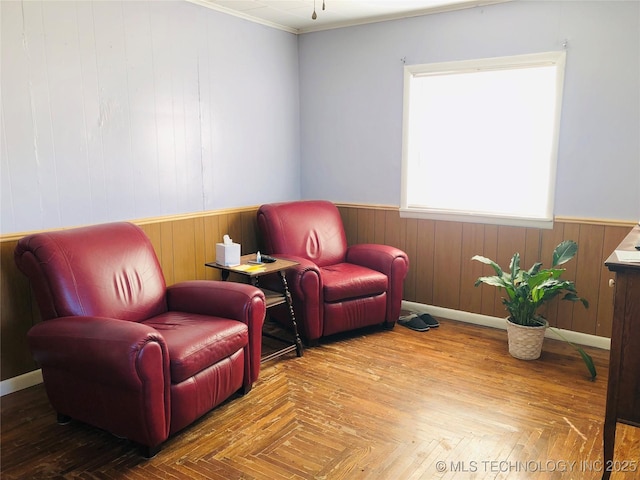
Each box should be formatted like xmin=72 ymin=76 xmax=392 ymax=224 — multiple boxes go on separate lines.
xmin=321 ymin=263 xmax=388 ymax=303
xmin=142 ymin=313 xmax=248 ymax=384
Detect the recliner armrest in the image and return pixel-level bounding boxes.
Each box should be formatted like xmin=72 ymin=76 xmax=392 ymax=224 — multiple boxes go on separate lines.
xmin=346 ymin=243 xmax=409 ymax=276
xmin=27 ymin=315 xmax=171 ymax=449
xmin=273 ymin=255 xmax=321 ymax=294
xmin=347 ymin=244 xmax=409 ymax=324
xmin=166 ymin=280 xmax=265 ymax=324
xmin=250 ymin=255 xmax=321 ymax=297
xmin=27 ymin=316 xmax=169 ymax=389
xmin=263 ymin=255 xmax=323 ymax=341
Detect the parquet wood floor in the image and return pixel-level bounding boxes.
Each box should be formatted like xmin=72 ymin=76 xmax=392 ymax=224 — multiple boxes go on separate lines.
xmin=2 ymin=318 xmax=639 ymax=479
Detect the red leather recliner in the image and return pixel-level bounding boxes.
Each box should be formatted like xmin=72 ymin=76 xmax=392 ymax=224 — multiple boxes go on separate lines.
xmin=14 ymin=222 xmax=265 ymax=457
xmin=257 ymin=200 xmax=409 ymax=344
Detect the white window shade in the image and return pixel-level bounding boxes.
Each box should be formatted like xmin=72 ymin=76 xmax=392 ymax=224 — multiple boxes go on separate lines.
xmin=401 ymin=52 xmax=566 ymax=228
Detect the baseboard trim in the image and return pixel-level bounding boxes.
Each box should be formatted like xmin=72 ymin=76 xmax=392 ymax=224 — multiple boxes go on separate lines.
xmin=0 ymin=369 xmax=43 ymax=397
xmin=401 ymin=301 xmax=611 ymax=351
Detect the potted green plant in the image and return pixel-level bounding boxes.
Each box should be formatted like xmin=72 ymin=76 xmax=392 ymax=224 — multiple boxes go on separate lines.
xmin=472 ymin=240 xmax=596 ymax=380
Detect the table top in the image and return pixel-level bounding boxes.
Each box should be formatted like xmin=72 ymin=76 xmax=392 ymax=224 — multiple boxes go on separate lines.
xmin=205 ymin=254 xmax=299 ymax=277
xmin=605 ymin=225 xmax=640 ymax=272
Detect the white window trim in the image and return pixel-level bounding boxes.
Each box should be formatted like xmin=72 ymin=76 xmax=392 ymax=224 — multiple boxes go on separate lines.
xmin=400 ymin=51 xmax=567 ymax=229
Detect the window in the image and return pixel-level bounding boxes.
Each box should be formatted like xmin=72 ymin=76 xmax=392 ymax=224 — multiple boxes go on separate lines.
xmin=401 ymin=51 xmax=566 ymax=228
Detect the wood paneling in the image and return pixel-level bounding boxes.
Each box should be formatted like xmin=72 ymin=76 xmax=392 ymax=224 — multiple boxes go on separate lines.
xmin=0 ymin=204 xmax=634 ymax=382
xmin=356 ymin=208 xmax=375 ymax=245
xmin=433 ymin=221 xmax=463 ymax=310
xmin=402 ymin=218 xmax=418 ymax=302
xmin=382 ymin=208 xmax=401 ymax=249
xmin=193 ymin=217 xmax=207 ymax=281
xmin=172 ymin=218 xmax=197 ymax=284
xmin=414 ymin=219 xmax=435 ymax=305
xmin=241 ymin=211 xmax=259 ymax=256
xmin=539 ymin=222 xmax=566 ymax=327
xmin=0 ymin=240 xmax=37 ymax=379
xmin=1 ymin=208 xmax=261 ymax=381
xmin=373 ymin=209 xmax=386 ymax=245
xmin=597 ymin=226 xmax=632 ymax=337
xmin=335 ymin=205 xmax=631 ymax=340
xmin=459 ymin=223 xmax=485 ymax=314
xmin=574 ymin=224 xmax=606 ymax=334
xmin=523 ymin=228 xmax=542 ymax=275
xmin=2 ymin=320 xmax=640 ymax=479
xmin=203 ymin=215 xmax=222 ymax=281
xmin=557 ymin=223 xmax=581 ymax=331
xmin=481 ymin=224 xmax=499 ymax=317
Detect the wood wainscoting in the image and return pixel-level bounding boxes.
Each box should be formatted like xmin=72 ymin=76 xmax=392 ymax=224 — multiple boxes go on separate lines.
xmin=337 ymin=205 xmax=633 ymax=339
xmin=0 ymin=204 xmax=634 ymax=384
xmin=0 ymin=207 xmax=262 ymax=383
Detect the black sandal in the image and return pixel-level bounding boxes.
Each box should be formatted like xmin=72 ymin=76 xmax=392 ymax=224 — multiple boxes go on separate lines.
xmin=418 ymin=313 xmax=440 ymax=328
xmin=398 ymin=314 xmax=430 ymax=332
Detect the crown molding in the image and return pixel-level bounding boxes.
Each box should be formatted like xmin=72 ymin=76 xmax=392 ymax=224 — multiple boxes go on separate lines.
xmin=185 ymin=0 xmax=512 ymax=35
xmin=185 ymin=0 xmax=299 ymax=34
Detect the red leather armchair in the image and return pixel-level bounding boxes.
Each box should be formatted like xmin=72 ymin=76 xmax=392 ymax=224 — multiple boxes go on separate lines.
xmin=14 ymin=222 xmax=265 ymax=457
xmin=257 ymin=200 xmax=409 ymax=344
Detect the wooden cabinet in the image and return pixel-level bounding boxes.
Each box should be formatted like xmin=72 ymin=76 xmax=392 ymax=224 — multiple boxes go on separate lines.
xmin=603 ymin=225 xmax=640 ymax=480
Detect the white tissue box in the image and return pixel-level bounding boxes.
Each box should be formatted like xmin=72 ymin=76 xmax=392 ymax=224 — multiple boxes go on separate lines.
xmin=216 ymin=242 xmax=241 ymax=267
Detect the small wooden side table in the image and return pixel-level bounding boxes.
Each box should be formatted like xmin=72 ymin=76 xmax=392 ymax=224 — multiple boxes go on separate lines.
xmin=205 ymin=254 xmax=304 ymax=363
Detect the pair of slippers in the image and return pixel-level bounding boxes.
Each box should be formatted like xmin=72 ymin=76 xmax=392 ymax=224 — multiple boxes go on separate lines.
xmin=398 ymin=313 xmax=440 ymax=332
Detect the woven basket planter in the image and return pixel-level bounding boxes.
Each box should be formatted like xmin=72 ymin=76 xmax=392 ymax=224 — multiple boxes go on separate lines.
xmin=506 ymin=318 xmax=548 ymax=360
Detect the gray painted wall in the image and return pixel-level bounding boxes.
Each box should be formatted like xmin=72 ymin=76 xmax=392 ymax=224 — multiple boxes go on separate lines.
xmin=298 ymin=0 xmax=640 ymax=222
xmin=2 ymin=1 xmax=639 ymax=236
xmin=1 ymin=0 xmax=300 ymax=234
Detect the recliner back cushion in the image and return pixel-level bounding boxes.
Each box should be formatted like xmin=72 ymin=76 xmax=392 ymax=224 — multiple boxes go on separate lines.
xmin=14 ymin=222 xmax=167 ymax=321
xmin=257 ymin=200 xmax=348 ymax=267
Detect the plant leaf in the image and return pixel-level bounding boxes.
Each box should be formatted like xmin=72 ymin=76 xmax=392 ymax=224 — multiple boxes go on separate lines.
xmin=527 ymin=270 xmax=555 ymax=290
xmin=563 ymin=292 xmax=589 ymax=308
xmin=474 ymin=276 xmax=509 ymax=288
xmin=547 ymin=326 xmax=597 ymax=380
xmin=552 ymin=240 xmax=578 ymax=267
xmin=472 ymin=255 xmax=503 ymax=277
xmin=527 ymin=262 xmax=543 ymax=276
xmin=510 ymin=253 xmax=520 ymax=280
xmin=576 ymin=347 xmax=597 ymax=381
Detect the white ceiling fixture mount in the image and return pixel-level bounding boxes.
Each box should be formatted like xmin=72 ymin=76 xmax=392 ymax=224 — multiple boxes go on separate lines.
xmin=187 ymin=0 xmax=511 ymax=34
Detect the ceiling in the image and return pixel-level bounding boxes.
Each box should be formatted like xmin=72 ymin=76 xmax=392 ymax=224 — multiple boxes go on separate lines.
xmin=187 ymin=0 xmax=508 ymax=34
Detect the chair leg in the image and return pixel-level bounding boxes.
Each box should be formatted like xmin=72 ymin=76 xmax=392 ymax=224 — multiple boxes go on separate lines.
xmin=383 ymin=320 xmax=396 ymax=330
xmin=57 ymin=413 xmax=72 ymax=425
xmin=240 ymin=383 xmax=252 ymax=395
xmin=142 ymin=444 xmax=161 ymax=459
